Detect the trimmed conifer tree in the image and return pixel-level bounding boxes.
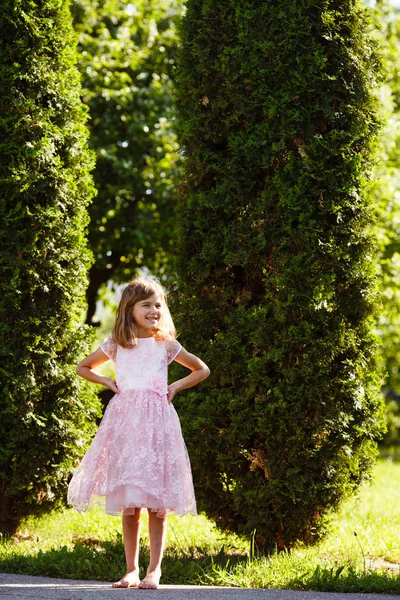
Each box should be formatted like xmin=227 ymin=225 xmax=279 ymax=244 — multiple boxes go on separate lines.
xmin=0 ymin=0 xmax=100 ymax=533
xmin=174 ymin=0 xmax=386 ymax=550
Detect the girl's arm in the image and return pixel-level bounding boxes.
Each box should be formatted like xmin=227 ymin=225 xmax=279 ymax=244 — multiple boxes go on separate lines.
xmin=168 ymin=348 xmax=210 ymax=403
xmin=76 ymin=348 xmax=119 ymax=394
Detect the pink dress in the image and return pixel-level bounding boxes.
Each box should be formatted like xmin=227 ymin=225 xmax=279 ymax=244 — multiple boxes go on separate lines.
xmin=67 ymin=336 xmax=196 ymax=518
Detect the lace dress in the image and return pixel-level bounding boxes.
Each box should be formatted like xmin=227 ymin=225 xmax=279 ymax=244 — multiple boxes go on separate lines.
xmin=67 ymin=336 xmax=197 ymax=517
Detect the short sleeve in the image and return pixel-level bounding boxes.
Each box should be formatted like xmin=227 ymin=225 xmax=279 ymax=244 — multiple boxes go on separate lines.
xmin=100 ymin=335 xmax=118 ymax=361
xmin=166 ymin=339 xmax=182 ymax=365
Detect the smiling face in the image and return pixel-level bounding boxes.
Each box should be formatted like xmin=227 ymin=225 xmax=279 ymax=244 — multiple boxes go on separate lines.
xmin=131 ymin=293 xmax=164 ymax=337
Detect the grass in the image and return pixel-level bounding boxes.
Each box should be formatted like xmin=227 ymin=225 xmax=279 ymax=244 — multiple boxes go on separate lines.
xmin=1 ymin=459 xmax=400 ymax=592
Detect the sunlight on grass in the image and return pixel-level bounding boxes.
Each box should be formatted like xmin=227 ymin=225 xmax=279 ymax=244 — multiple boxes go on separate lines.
xmin=321 ymin=460 xmax=400 ymax=563
xmin=1 ymin=459 xmax=399 ymax=591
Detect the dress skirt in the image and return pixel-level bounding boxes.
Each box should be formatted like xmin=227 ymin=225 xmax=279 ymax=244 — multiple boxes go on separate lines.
xmin=67 ymin=388 xmax=197 ymax=518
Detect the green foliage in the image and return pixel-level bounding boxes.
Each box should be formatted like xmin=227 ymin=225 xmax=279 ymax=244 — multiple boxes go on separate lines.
xmin=174 ymin=0 xmax=386 ymax=550
xmin=0 ymin=0 xmax=101 ymax=534
xmin=371 ymin=2 xmax=400 ymax=408
xmin=70 ymin=0 xmax=183 ymax=323
xmin=366 ymin=1 xmax=400 ymax=449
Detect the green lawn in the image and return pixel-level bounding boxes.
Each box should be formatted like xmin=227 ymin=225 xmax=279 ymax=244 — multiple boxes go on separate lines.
xmin=1 ymin=459 xmax=400 ymax=592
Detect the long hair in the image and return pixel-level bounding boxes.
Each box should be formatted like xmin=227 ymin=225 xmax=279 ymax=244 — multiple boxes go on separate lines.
xmin=112 ymin=277 xmax=176 ymax=347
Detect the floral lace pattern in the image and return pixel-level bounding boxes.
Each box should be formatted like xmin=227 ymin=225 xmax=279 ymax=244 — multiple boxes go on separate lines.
xmin=149 ymin=375 xmax=168 ymax=396
xmin=68 ymin=336 xmax=195 ymax=517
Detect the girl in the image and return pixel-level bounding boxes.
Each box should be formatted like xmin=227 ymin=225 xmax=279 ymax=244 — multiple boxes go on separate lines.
xmin=68 ymin=277 xmax=210 ymax=589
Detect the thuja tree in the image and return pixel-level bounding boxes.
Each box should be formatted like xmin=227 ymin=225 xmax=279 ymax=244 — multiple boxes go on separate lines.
xmin=71 ymin=0 xmax=183 ymax=324
xmin=174 ymin=0 xmax=386 ymax=549
xmin=0 ymin=0 xmax=100 ymax=534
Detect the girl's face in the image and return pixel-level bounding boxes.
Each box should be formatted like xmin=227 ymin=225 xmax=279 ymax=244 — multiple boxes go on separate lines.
xmin=132 ymin=293 xmax=164 ymax=337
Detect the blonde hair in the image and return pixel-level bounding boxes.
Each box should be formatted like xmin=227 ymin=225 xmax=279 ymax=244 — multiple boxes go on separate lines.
xmin=112 ymin=277 xmax=176 ymax=347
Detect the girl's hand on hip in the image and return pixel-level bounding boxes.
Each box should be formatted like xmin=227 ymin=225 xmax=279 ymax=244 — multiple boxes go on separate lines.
xmin=103 ymin=377 xmax=119 ymax=394
xmin=168 ymin=382 xmax=179 ymax=404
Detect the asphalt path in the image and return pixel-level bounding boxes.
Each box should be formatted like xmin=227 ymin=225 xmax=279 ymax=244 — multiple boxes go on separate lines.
xmin=0 ymin=573 xmax=398 ymax=600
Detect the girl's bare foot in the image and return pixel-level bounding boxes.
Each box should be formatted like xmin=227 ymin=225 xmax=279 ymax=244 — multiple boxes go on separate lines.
xmin=112 ymin=569 xmax=140 ymax=588
xmin=138 ymin=569 xmax=161 ymax=589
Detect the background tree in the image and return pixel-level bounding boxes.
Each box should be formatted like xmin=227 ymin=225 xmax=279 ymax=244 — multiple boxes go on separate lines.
xmin=0 ymin=0 xmax=100 ymax=534
xmin=371 ymin=0 xmax=400 ymax=447
xmin=71 ymin=0 xmax=183 ymax=324
xmin=173 ymin=0 xmax=385 ymax=550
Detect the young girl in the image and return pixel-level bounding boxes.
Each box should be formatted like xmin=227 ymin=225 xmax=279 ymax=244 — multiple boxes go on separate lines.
xmin=68 ymin=277 xmax=210 ymax=589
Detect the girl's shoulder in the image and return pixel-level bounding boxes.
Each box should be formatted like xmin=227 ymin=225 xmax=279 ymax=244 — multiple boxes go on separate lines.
xmin=165 ymin=337 xmax=182 ymax=364
xmin=100 ymin=335 xmax=118 ymax=361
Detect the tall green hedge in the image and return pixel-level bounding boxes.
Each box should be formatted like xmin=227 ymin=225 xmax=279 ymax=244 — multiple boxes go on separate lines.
xmin=174 ymin=0 xmax=385 ymax=550
xmin=0 ymin=0 xmax=100 ymax=534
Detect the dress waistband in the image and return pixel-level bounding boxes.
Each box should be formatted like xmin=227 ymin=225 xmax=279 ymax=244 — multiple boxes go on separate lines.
xmin=119 ymin=376 xmax=168 ymax=396
xmin=122 ymin=377 xmax=150 ymax=389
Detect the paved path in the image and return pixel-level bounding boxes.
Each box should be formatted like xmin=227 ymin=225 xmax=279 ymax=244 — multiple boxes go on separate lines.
xmin=0 ymin=573 xmax=398 ymax=600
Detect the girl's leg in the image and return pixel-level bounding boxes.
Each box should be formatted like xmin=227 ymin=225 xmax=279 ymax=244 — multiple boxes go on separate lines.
xmin=112 ymin=508 xmax=141 ymax=588
xmin=138 ymin=511 xmax=167 ymax=589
